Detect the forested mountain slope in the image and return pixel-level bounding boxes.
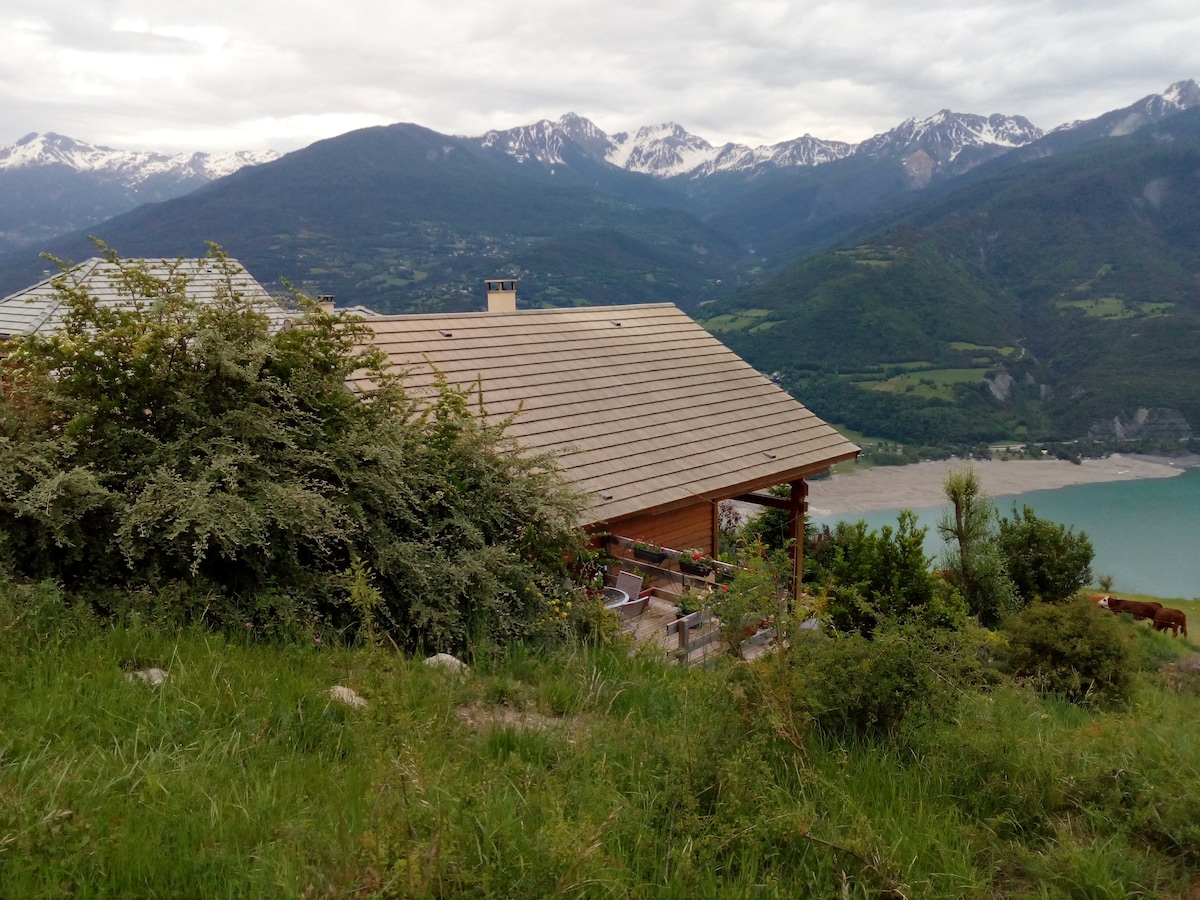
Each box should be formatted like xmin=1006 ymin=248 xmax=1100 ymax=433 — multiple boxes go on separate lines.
xmin=703 ymin=109 xmax=1200 ymax=443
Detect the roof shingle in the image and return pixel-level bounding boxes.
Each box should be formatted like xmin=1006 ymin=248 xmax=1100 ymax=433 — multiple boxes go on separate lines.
xmin=0 ymin=257 xmax=292 ymax=339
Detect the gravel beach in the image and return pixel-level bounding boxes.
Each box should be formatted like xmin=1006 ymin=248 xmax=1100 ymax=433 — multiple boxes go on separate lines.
xmin=805 ymin=453 xmax=1200 ymax=516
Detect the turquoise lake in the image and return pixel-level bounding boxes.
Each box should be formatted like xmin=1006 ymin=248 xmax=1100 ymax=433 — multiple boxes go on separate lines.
xmin=811 ymin=466 xmax=1200 ymax=601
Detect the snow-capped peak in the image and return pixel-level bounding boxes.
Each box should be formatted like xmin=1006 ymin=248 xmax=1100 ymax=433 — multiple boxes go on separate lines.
xmin=1055 ymin=80 xmax=1200 ymax=138
xmin=478 ymin=113 xmax=618 ymax=167
xmin=856 ymin=110 xmax=1043 ymax=163
xmin=0 ymin=132 xmax=279 ymax=184
xmin=1161 ymin=79 xmax=1200 ymax=111
xmin=605 ymin=122 xmax=717 ymax=176
xmin=475 ymin=108 xmax=1033 ymax=180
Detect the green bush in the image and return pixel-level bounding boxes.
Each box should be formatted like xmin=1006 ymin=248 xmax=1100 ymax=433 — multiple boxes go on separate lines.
xmin=997 ymin=504 xmax=1094 ymax=604
xmin=997 ymin=600 xmax=1133 ymax=703
xmin=0 ymin=247 xmax=587 ymax=652
xmin=746 ymin=626 xmax=964 ymax=742
xmin=806 ymin=511 xmax=967 ymax=635
xmin=937 ymin=466 xmax=1018 ymax=626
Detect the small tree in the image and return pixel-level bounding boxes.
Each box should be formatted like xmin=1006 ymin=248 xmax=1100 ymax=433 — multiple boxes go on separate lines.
xmin=709 ymin=536 xmax=792 ymax=657
xmin=937 ymin=466 xmax=1016 ymax=627
xmin=998 ymin=504 xmax=1094 ymax=605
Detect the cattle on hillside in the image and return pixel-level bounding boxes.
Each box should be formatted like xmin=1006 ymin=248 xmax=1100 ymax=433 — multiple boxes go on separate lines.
xmin=1097 ymin=596 xmax=1163 ymax=622
xmin=1153 ymin=607 xmax=1188 ymax=638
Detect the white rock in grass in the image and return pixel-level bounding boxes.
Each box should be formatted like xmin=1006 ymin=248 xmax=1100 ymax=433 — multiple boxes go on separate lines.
xmin=424 ymin=653 xmax=469 ymax=674
xmin=329 ymin=685 xmax=368 ymax=709
xmin=126 ymin=667 xmax=168 ymax=686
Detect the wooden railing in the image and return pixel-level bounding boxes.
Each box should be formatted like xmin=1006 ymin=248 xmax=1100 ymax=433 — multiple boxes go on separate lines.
xmin=665 ymin=610 xmax=721 ymax=662
xmin=605 ymin=535 xmax=737 ymax=587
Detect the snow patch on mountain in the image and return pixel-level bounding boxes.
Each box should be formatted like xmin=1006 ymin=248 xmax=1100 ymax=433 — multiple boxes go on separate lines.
xmin=609 ymin=125 xmax=854 ymax=177
xmin=606 ymin=122 xmax=719 ymax=176
xmin=1161 ymin=79 xmax=1200 ymax=109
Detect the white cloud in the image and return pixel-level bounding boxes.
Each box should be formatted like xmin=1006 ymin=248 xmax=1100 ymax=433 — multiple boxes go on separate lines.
xmin=1 ymin=0 xmax=1197 ymax=152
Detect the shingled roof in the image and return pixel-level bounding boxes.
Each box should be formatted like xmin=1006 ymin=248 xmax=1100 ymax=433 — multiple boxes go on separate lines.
xmin=0 ymin=257 xmax=292 ymax=339
xmin=354 ymin=303 xmax=859 ymax=526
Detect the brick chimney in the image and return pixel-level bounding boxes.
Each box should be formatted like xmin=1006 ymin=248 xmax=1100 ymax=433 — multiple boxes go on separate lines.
xmin=317 ymin=295 xmax=335 ymax=313
xmin=485 ymin=279 xmax=517 ymax=313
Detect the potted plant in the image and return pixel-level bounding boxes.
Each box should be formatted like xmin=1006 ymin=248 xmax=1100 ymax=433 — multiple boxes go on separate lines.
xmin=677 ymin=549 xmax=713 ymax=577
xmin=631 ymin=539 xmax=667 ymax=564
xmin=675 ymin=588 xmax=706 ymax=626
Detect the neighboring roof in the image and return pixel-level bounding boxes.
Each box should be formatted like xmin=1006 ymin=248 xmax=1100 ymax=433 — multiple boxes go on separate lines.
xmin=354 ymin=303 xmax=859 ymax=525
xmin=0 ymin=257 xmax=293 ymax=339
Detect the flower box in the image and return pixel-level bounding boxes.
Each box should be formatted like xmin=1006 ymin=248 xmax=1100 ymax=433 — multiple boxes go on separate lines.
xmin=632 ymin=548 xmax=666 ymax=564
xmin=678 ymin=550 xmax=713 ymax=577
xmin=631 ymin=540 xmax=667 ymax=564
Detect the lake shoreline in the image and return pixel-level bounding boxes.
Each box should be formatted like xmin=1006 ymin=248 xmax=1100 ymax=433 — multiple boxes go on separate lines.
xmin=806 ymin=453 xmax=1200 ymax=517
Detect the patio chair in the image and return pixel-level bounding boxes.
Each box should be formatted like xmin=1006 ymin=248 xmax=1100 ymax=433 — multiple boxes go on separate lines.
xmin=618 ymin=595 xmax=650 ymax=619
xmin=614 ymin=570 xmax=644 ymax=600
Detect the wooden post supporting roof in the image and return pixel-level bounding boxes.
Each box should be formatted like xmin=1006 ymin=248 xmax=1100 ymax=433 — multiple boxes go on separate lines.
xmin=787 ymin=479 xmax=808 ymax=608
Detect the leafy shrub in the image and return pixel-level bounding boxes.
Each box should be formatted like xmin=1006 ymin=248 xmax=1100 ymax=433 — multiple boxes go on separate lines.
xmin=707 ymin=537 xmax=793 ymax=657
xmin=938 ymin=467 xmax=1018 ymax=626
xmin=806 ymin=511 xmax=967 ymax=635
xmin=997 ymin=600 xmax=1133 ymax=703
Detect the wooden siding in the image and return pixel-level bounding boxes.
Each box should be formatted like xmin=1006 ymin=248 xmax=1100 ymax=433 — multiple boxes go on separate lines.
xmin=354 ymin=303 xmax=860 ymax=526
xmin=608 ymin=502 xmax=716 ymax=556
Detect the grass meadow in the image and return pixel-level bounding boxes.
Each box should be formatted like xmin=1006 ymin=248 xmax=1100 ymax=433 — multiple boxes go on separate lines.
xmin=3 ymin=580 xmax=1200 ymax=898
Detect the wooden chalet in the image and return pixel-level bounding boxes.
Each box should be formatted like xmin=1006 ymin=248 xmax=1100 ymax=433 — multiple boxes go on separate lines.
xmin=353 ymin=300 xmax=860 ymax=587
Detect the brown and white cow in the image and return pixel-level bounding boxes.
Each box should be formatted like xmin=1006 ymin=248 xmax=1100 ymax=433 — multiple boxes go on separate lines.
xmin=1153 ymin=607 xmax=1188 ymax=638
xmin=1097 ymin=596 xmax=1163 ymax=622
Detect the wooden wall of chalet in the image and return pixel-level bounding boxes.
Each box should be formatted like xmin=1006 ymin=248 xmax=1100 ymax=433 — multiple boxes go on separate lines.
xmin=606 ymin=501 xmax=717 ymax=555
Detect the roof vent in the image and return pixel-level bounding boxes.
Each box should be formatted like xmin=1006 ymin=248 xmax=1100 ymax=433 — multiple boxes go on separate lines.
xmin=485 ymin=279 xmax=517 ymax=313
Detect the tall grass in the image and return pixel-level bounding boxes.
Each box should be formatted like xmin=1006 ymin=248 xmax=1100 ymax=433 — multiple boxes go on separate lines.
xmin=3 ymin=580 xmax=1200 ymax=897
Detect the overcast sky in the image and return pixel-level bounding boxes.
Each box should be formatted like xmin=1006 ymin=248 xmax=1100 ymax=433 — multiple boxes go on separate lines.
xmin=3 ymin=0 xmax=1199 ymax=154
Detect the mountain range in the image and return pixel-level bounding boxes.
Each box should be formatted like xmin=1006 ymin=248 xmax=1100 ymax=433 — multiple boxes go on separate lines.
xmin=0 ymin=103 xmax=1045 ymax=255
xmin=2 ymin=80 xmax=1199 ymax=444
xmin=5 ymin=81 xmax=1195 ymax=268
xmin=0 ymin=133 xmax=278 ymax=252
